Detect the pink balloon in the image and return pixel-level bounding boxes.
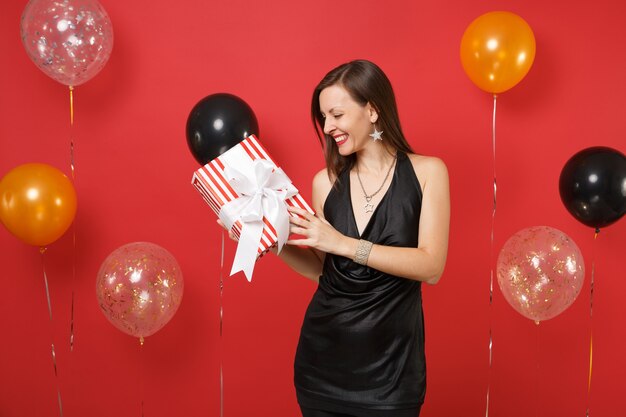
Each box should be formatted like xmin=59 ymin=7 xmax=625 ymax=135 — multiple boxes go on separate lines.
xmin=96 ymin=242 xmax=184 ymax=341
xmin=20 ymin=0 xmax=114 ymax=87
xmin=497 ymin=226 xmax=585 ymax=323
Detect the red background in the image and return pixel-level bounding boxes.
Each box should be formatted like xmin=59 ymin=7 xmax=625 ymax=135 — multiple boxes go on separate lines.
xmin=1 ymin=0 xmax=625 ymax=416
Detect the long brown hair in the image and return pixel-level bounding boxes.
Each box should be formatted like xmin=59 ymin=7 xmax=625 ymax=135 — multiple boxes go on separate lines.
xmin=311 ymin=60 xmax=414 ymax=181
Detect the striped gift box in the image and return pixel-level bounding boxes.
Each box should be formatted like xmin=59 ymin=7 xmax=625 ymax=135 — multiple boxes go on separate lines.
xmin=191 ymin=134 xmax=314 ymax=259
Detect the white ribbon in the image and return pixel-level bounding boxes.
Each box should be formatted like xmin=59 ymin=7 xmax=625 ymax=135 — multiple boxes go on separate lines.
xmin=219 ymin=159 xmax=298 ymax=281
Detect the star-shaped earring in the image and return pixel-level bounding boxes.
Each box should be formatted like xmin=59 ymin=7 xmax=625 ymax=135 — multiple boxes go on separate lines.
xmin=369 ymin=128 xmax=383 ymax=141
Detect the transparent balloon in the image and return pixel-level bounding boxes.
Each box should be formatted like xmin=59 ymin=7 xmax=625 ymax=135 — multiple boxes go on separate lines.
xmin=21 ymin=0 xmax=114 ymax=87
xmin=497 ymin=226 xmax=585 ymax=323
xmin=96 ymin=242 xmax=184 ymax=341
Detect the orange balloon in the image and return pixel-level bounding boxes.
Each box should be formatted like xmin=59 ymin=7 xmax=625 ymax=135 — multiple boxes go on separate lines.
xmin=460 ymin=11 xmax=536 ymax=94
xmin=0 ymin=163 xmax=77 ymax=247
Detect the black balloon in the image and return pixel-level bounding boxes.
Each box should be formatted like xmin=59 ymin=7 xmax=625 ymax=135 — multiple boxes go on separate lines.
xmin=186 ymin=93 xmax=259 ymax=165
xmin=559 ymin=146 xmax=626 ymax=229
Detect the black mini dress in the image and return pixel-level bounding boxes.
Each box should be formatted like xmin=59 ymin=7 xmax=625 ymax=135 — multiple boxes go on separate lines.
xmin=295 ymin=152 xmax=426 ymax=415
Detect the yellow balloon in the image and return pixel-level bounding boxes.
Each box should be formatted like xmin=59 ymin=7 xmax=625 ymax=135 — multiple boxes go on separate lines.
xmin=0 ymin=163 xmax=77 ymax=247
xmin=460 ymin=11 xmax=536 ymax=94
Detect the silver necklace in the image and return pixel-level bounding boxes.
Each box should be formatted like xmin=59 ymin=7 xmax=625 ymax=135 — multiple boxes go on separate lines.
xmin=356 ymin=155 xmax=397 ymax=213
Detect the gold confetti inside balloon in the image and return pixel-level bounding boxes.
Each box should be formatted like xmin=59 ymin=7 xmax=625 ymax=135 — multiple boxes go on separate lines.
xmin=497 ymin=226 xmax=585 ymax=323
xmin=96 ymin=242 xmax=184 ymax=342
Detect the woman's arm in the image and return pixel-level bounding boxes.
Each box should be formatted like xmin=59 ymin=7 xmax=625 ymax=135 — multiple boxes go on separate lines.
xmin=269 ymin=244 xmax=322 ymax=282
xmin=271 ymin=168 xmax=335 ymax=282
xmin=218 ymin=169 xmax=332 ymax=282
xmin=217 ymin=219 xmax=323 ymax=282
xmin=288 ymin=156 xmax=450 ymax=284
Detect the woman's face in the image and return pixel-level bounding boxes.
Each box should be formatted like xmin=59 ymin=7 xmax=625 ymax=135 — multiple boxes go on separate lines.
xmin=319 ymin=84 xmax=377 ymax=156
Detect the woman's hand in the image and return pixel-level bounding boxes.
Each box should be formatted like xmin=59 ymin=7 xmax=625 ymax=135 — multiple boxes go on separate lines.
xmin=216 ymin=219 xmax=238 ymax=242
xmin=286 ymin=206 xmax=348 ymax=255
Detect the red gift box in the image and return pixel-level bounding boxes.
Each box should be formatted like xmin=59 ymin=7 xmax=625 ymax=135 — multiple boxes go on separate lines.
xmin=191 ymin=135 xmax=314 ymax=280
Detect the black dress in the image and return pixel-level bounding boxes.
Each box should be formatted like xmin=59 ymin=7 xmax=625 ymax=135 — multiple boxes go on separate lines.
xmin=295 ymin=152 xmax=425 ymax=415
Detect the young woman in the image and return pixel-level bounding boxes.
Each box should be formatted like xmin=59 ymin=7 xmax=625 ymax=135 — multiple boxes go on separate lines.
xmin=282 ymin=60 xmax=450 ymax=417
xmin=222 ymin=59 xmax=449 ymax=416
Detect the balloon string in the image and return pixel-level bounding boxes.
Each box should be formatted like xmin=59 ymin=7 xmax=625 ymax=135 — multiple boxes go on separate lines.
xmin=586 ymin=228 xmax=599 ymax=416
xmin=57 ymin=387 xmax=64 ymax=417
xmin=69 ymin=86 xmax=74 ymax=125
xmin=220 ymin=231 xmax=225 ymax=417
xmin=69 ymin=86 xmax=75 ymax=179
xmin=70 ymin=286 xmax=75 ymax=351
xmin=485 ymin=328 xmax=491 ymax=417
xmin=492 ymin=94 xmax=498 ymax=240
xmin=70 ymin=220 xmax=76 ymax=352
xmin=51 ymin=341 xmax=60 ymax=383
xmin=42 ymin=248 xmax=53 ymax=321
xmin=139 ymin=340 xmax=145 ymax=417
xmin=485 ymin=93 xmax=497 ymax=417
xmin=69 ymin=85 xmax=76 ymax=352
xmin=535 ymin=322 xmax=540 ymax=417
xmin=41 ymin=247 xmax=64 ymax=417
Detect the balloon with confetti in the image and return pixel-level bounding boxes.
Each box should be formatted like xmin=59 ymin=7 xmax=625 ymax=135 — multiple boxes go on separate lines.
xmin=20 ymin=0 xmax=114 ymax=87
xmin=96 ymin=242 xmax=184 ymax=343
xmin=497 ymin=226 xmax=585 ymax=323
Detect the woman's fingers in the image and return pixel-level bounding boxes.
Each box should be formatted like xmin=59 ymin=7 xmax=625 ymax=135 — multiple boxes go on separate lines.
xmin=217 ymin=220 xmax=238 ymax=242
xmin=289 ymin=215 xmax=310 ymax=227
xmin=286 ymin=237 xmax=312 ymax=246
xmin=218 ymin=207 xmax=320 ymax=245
xmin=290 ymin=226 xmax=308 ymax=236
xmin=288 ymin=206 xmax=316 ymax=221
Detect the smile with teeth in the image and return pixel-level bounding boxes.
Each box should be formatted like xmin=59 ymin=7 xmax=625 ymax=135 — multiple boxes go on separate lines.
xmin=334 ymin=134 xmax=348 ymax=146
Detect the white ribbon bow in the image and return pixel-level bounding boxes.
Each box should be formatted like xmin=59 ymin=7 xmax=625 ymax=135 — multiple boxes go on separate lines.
xmin=219 ymin=159 xmax=298 ymax=281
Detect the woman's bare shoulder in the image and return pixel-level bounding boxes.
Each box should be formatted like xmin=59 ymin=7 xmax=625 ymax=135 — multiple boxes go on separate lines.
xmin=312 ymin=167 xmax=334 ymax=189
xmin=311 ymin=168 xmax=335 ymax=217
xmin=406 ymin=153 xmax=449 ymax=188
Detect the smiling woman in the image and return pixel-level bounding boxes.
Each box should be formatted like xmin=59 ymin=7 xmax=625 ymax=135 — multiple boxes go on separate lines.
xmin=3 ymin=1 xmax=626 ymax=415
xmin=271 ymin=60 xmax=451 ymax=417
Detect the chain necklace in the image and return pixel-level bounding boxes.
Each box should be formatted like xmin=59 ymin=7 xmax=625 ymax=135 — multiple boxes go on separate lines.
xmin=356 ymin=154 xmax=397 ymax=213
